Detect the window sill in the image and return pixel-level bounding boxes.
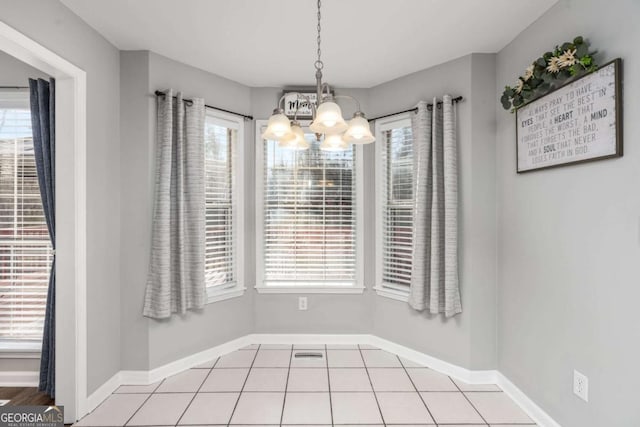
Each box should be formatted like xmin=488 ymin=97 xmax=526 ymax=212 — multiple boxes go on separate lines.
xmin=255 ymin=285 xmax=366 ymax=295
xmin=206 ymin=286 xmax=246 ymax=304
xmin=0 ymin=340 xmax=41 ymax=358
xmin=374 ymin=285 xmax=410 ymax=302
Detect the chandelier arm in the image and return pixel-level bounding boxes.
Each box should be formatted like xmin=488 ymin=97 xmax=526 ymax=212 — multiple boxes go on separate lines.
xmin=334 ymin=94 xmax=362 ymax=114
xmin=322 ymin=82 xmax=332 ymax=99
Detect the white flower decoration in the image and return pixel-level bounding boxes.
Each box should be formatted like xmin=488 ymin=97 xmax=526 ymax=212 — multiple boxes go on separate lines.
xmin=546 ymin=56 xmax=562 ymax=73
xmin=523 ymin=64 xmax=535 ymax=81
xmin=514 ymin=79 xmax=524 ymax=93
xmin=558 ymin=49 xmax=577 ymax=68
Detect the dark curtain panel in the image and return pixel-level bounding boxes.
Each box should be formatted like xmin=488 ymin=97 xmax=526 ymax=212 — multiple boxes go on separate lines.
xmin=29 ymin=78 xmax=56 ymax=397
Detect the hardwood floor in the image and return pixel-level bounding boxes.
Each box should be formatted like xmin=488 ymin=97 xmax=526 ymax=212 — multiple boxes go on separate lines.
xmin=0 ymin=387 xmax=54 ymax=406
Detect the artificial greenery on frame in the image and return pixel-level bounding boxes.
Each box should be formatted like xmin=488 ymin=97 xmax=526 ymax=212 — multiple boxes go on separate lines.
xmin=501 ymin=36 xmax=597 ymax=112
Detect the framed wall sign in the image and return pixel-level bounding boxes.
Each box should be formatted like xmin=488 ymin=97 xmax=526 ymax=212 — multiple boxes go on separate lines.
xmin=516 ymin=58 xmax=622 ymax=173
xmin=283 ymin=91 xmax=318 ymax=119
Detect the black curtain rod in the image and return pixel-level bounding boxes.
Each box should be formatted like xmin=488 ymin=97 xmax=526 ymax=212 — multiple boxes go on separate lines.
xmin=154 ymin=90 xmax=254 ymax=121
xmin=368 ymin=96 xmax=463 ymax=122
xmin=0 ymin=86 xmax=29 ymax=89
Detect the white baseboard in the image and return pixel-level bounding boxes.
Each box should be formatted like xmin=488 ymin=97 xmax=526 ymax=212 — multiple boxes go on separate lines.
xmin=368 ymin=335 xmax=497 ymax=384
xmin=84 ymin=333 xmax=560 ymax=427
xmin=0 ymin=370 xmax=38 ymax=387
xmin=86 ymin=336 xmax=253 ymax=414
xmin=121 ymin=335 xmax=251 ymax=385
xmin=86 ymin=371 xmax=122 ymax=413
xmin=496 ymin=371 xmax=561 ymax=427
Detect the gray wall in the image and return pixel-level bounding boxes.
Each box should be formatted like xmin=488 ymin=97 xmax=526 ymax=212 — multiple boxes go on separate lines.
xmin=119 ymin=51 xmax=151 ymax=371
xmin=119 ymin=51 xmax=254 ymax=370
xmin=0 ymin=51 xmax=49 ymax=374
xmin=495 ymin=0 xmax=640 ymax=425
xmin=368 ymin=54 xmax=498 ymax=370
xmin=0 ymin=0 xmax=121 ymax=394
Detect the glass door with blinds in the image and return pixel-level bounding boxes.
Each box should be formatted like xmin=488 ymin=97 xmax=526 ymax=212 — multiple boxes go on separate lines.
xmin=256 ymin=123 xmax=363 ymax=291
xmin=0 ymin=89 xmax=52 ymax=346
xmin=375 ymin=115 xmax=414 ymax=298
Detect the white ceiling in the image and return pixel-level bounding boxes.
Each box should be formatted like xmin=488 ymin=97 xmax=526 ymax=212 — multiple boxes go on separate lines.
xmin=61 ymin=0 xmax=558 ymax=88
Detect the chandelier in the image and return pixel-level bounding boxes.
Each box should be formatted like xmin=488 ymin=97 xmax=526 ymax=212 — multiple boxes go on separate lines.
xmin=261 ymin=0 xmax=375 ymax=151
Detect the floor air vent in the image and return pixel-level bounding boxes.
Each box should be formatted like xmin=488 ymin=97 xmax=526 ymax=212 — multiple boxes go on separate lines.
xmin=293 ymin=351 xmax=324 ymax=359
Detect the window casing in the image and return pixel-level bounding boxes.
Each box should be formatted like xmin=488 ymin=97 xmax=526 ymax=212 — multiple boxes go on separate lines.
xmin=256 ymin=121 xmax=363 ymax=293
xmin=375 ymin=115 xmax=414 ymax=301
xmin=204 ymin=110 xmax=244 ymax=303
xmin=0 ymin=90 xmax=51 ymax=348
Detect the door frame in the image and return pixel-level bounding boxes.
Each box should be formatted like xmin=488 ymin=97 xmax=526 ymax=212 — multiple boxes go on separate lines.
xmin=0 ymin=20 xmax=88 ymax=423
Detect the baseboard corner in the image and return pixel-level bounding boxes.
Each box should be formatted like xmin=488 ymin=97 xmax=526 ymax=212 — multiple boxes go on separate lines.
xmin=496 ymin=371 xmax=561 ymax=427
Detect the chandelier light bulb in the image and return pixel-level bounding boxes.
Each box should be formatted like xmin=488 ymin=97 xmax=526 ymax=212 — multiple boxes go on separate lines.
xmin=262 ymin=109 xmax=292 ymax=141
xmin=343 ymin=112 xmax=375 ymax=144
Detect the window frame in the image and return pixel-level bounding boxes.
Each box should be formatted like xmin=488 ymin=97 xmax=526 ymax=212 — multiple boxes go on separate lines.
xmin=374 ymin=113 xmax=413 ymax=302
xmin=255 ymin=120 xmax=364 ymax=294
xmin=203 ymin=109 xmax=245 ymax=304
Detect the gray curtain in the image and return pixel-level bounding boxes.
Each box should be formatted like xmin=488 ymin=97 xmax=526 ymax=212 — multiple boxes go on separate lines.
xmin=29 ymin=78 xmax=56 ymax=396
xmin=409 ymin=96 xmax=461 ymax=317
xmin=143 ymin=90 xmax=206 ymax=319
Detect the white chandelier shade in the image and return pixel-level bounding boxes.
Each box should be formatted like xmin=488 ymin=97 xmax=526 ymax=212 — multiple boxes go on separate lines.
xmin=277 ymin=122 xmax=309 ymax=150
xmin=343 ymin=113 xmax=375 ymax=144
xmin=309 ymin=100 xmax=349 ymax=134
xmin=261 ymin=110 xmax=292 ymax=140
xmin=319 ymin=133 xmax=349 ymax=151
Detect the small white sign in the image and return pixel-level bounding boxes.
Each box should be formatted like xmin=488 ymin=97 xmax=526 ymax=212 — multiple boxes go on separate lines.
xmin=283 ymin=92 xmax=318 ymax=118
xmin=516 ymin=59 xmax=622 ymax=173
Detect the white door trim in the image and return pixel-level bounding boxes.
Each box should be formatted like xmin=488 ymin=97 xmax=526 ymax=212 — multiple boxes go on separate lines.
xmin=0 ymin=20 xmax=87 ymax=423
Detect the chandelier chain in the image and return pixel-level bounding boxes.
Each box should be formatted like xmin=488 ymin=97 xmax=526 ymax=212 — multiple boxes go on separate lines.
xmin=315 ymin=0 xmax=323 ymax=70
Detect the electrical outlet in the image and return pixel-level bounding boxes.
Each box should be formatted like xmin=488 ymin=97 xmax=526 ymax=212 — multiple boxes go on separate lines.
xmin=298 ymin=297 xmax=308 ymax=311
xmin=573 ymin=370 xmax=589 ymax=402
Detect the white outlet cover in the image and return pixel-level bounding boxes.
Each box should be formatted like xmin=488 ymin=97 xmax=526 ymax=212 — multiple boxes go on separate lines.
xmin=573 ymin=369 xmax=589 ymax=402
xmin=298 ymin=297 xmax=308 ymax=310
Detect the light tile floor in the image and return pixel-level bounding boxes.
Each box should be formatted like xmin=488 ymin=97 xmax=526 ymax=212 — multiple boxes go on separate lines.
xmin=74 ymin=344 xmax=536 ymax=426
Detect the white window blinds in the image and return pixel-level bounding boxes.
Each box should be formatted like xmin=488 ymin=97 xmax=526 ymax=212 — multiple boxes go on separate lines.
xmin=379 ymin=118 xmax=414 ymax=290
xmin=0 ymin=90 xmax=52 ymax=341
xmin=204 ymin=114 xmax=236 ymax=292
xmin=261 ymin=134 xmax=358 ymax=287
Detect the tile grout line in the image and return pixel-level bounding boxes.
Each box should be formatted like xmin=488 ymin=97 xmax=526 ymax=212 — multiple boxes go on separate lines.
xmin=356 ymin=344 xmax=385 ymax=425
xmin=396 ymin=353 xmax=438 ymax=426
xmin=278 ymin=345 xmax=294 ymax=427
xmin=173 ymin=356 xmax=221 ymax=426
xmin=449 ymin=375 xmax=490 ymax=426
xmin=325 ymin=344 xmax=334 ymax=427
xmin=226 ymin=344 xmax=261 ymax=426
xmin=121 ymin=377 xmax=167 ymax=427
xmin=112 ymin=389 xmax=506 ymax=394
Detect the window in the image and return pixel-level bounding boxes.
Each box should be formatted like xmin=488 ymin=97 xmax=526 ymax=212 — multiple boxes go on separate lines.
xmin=0 ymin=89 xmax=51 ymax=347
xmin=256 ymin=122 xmax=363 ymax=293
xmin=204 ymin=111 xmax=244 ymax=303
xmin=375 ymin=115 xmax=414 ymax=301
